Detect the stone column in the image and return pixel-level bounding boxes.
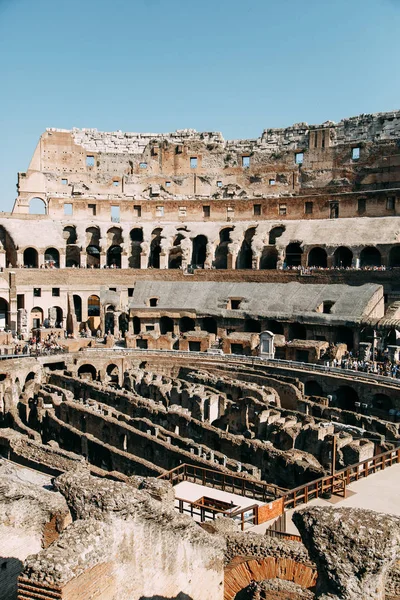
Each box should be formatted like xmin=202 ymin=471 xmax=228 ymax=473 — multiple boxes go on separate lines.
xmin=140 ymin=252 xmax=147 ymax=269
xmin=100 ymin=252 xmax=107 ymax=269
xmin=38 ymin=252 xmax=45 ymax=268
xmin=159 ymin=251 xmax=168 ymax=269
xmin=59 ymin=252 xmax=66 ymax=269
xmin=121 ymin=253 xmax=129 ymax=269
xmin=80 ymin=252 xmax=87 ymax=268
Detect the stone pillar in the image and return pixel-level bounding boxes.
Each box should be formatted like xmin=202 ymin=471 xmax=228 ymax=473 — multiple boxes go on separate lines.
xmin=140 ymin=252 xmax=148 ymax=269
xmin=121 ymin=253 xmax=129 ymax=269
xmin=59 ymin=252 xmax=66 ymax=269
xmin=17 ymin=252 xmax=24 ymax=268
xmin=252 ymin=252 xmax=260 ymax=270
xmin=0 ymin=251 xmax=6 ymax=269
xmin=327 ymin=253 xmax=334 ymax=268
xmin=100 ymin=252 xmax=107 ymax=269
xmin=38 ymin=252 xmax=45 ymax=268
xmin=227 ymin=252 xmax=236 ymax=270
xmin=159 ymin=251 xmax=168 ymax=270
xmin=80 ymin=252 xmax=87 ymax=268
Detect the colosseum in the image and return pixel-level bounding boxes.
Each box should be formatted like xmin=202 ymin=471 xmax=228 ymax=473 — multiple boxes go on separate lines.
xmin=0 ymin=110 xmax=400 ymax=600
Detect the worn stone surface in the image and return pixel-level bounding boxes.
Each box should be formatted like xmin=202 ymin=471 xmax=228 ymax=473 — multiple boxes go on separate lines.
xmin=293 ymin=506 xmax=400 ymax=600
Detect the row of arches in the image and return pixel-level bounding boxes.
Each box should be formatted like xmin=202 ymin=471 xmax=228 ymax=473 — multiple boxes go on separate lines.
xmin=304 ymin=381 xmax=393 ymax=412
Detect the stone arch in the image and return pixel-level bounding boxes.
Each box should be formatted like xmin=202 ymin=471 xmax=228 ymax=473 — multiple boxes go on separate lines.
xmin=44 ymin=247 xmax=60 ymax=268
xmin=0 ymin=298 xmax=9 ymax=329
xmin=31 ymin=307 xmax=43 ymax=329
xmin=66 ymin=245 xmax=80 ymax=267
xmin=107 ymin=245 xmax=122 ymax=268
xmin=105 ymin=305 xmax=115 ymax=334
xmin=63 ymin=226 xmax=77 ymax=245
xmin=269 ymin=225 xmax=285 ymax=245
xmin=29 ymin=197 xmax=47 ymax=215
xmin=169 ymin=234 xmax=184 ymax=269
xmin=129 ymin=228 xmax=143 ymax=268
xmin=88 ymin=295 xmax=100 ymax=317
xmin=118 ymin=313 xmax=129 ymax=336
xmin=86 ymin=244 xmax=100 ymax=268
xmin=107 ymin=226 xmax=123 ymax=246
xmin=86 ymin=226 xmax=101 ymax=246
xmin=389 ymin=245 xmax=400 ymax=268
xmin=335 ymin=385 xmax=359 ymax=410
xmin=23 ymin=247 xmax=38 ymax=268
xmin=307 ymin=247 xmax=327 ymax=268
xmin=0 ymin=225 xmax=17 ymax=267
xmin=360 ymin=246 xmax=381 ymax=267
xmin=192 ymin=235 xmax=207 ymax=268
xmin=334 ymin=246 xmax=353 ymax=268
xmin=73 ymin=295 xmax=82 ymax=323
xmin=160 ymin=316 xmax=174 ymax=335
xmin=77 ymin=364 xmax=97 ymax=380
xmin=106 ymin=363 xmax=120 ymax=385
xmin=149 ymin=228 xmax=162 ymax=268
xmin=214 ymin=228 xmax=233 ymax=269
xmin=285 ymin=242 xmax=303 ymax=267
xmin=260 ymin=247 xmax=278 ymax=270
xmin=236 ymin=227 xmax=256 ymax=269
xmin=180 ymin=316 xmax=195 ymax=333
xmin=305 ymin=380 xmax=324 ymax=397
xmin=224 ymin=555 xmax=317 ymax=600
xmin=49 ymin=306 xmax=63 ymax=327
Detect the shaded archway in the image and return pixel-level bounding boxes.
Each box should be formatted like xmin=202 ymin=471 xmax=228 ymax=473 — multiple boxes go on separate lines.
xmin=44 ymin=248 xmax=60 ymax=268
xmin=73 ymin=295 xmax=82 ymax=322
xmin=305 ymin=380 xmax=324 ymax=397
xmin=29 ymin=197 xmax=47 ymax=215
xmin=149 ymin=228 xmax=162 ymax=268
xmin=63 ymin=226 xmax=77 ymax=245
xmin=214 ymin=228 xmax=233 ymax=269
xmin=31 ymin=307 xmax=43 ymax=329
xmin=106 ymin=364 xmax=120 ymax=386
xmin=129 ymin=228 xmax=143 ymax=268
xmin=260 ymin=247 xmax=278 ymax=270
xmin=78 ymin=364 xmax=97 ymax=381
xmin=107 ymin=245 xmax=122 ymax=268
xmin=335 ymin=385 xmax=359 ymax=410
xmin=169 ymin=234 xmax=184 ymax=269
xmin=285 ymin=243 xmax=303 ymax=267
xmin=202 ymin=317 xmax=217 ymax=334
xmin=269 ymin=226 xmax=285 ymax=245
xmin=0 ymin=298 xmax=9 ymax=329
xmin=86 ymin=245 xmax=100 ymax=268
xmin=336 ymin=326 xmax=354 ymax=350
xmin=236 ymin=228 xmax=256 ymax=269
xmin=105 ymin=305 xmax=115 ymax=334
xmin=160 ymin=316 xmax=174 ymax=334
xmin=308 ymin=247 xmax=327 ymax=268
xmin=179 ymin=316 xmax=195 ymax=333
xmin=0 ymin=225 xmax=17 ymax=267
xmin=119 ymin=313 xmax=129 ymax=336
xmin=192 ymin=235 xmax=207 ymax=268
xmin=360 ymin=246 xmax=381 ymax=267
xmin=389 ymin=245 xmax=400 ymax=268
xmin=66 ymin=245 xmax=80 ymax=267
xmin=49 ymin=306 xmax=63 ymax=328
xmin=334 ymin=246 xmax=353 ymax=268
xmin=371 ymin=393 xmax=392 ymax=412
xmin=88 ymin=295 xmax=100 ymax=317
xmin=23 ymin=248 xmax=38 ymax=268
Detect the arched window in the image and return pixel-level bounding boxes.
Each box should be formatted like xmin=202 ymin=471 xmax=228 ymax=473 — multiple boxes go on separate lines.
xmin=289 ymin=322 xmax=306 ymax=340
xmin=23 ymin=248 xmax=38 ymax=268
xmin=236 ymin=228 xmax=255 ymax=269
xmin=360 ymin=246 xmax=381 ymax=268
xmin=285 ymin=243 xmax=303 ymax=267
xmin=202 ymin=317 xmax=217 ymax=334
xmin=192 ymin=235 xmax=207 ymax=268
xmin=129 ymin=228 xmax=143 ymax=268
xmin=260 ymin=247 xmax=278 ymax=270
xmin=78 ymin=364 xmax=97 ymax=380
xmin=333 ymin=246 xmax=353 ymax=268
xmin=86 ymin=245 xmax=100 ymax=268
xmin=107 ymin=245 xmax=122 ymax=268
xmin=214 ymin=228 xmax=233 ymax=269
xmin=0 ymin=298 xmax=9 ymax=329
xmin=44 ymin=248 xmax=60 ymax=268
xmin=269 ymin=226 xmax=285 ymax=245
xmin=73 ymin=295 xmax=82 ymax=322
xmin=179 ymin=316 xmax=195 ymax=333
xmin=307 ymin=247 xmax=327 ymax=268
xmin=169 ymin=234 xmax=184 ymax=269
xmin=160 ymin=316 xmax=174 ymax=334
xmin=29 ymin=197 xmax=46 ymax=215
xmin=149 ymin=228 xmax=162 ymax=269
xmin=88 ymin=295 xmax=100 ymax=317
xmin=31 ymin=307 xmax=43 ymax=329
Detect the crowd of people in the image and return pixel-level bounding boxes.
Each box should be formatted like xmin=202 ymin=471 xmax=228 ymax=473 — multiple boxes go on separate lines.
xmin=12 ymin=333 xmax=66 ymax=356
xmin=283 ymin=264 xmax=390 ymax=273
xmin=322 ymin=351 xmax=400 ymax=378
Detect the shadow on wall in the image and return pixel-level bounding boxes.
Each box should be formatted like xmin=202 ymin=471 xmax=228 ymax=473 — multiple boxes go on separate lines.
xmin=0 ymin=556 xmax=24 ymax=600
xmin=139 ymin=596 xmax=193 ymax=600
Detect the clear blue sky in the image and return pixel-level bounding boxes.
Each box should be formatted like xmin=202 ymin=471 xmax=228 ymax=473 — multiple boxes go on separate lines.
xmin=0 ymin=0 xmax=399 ymax=211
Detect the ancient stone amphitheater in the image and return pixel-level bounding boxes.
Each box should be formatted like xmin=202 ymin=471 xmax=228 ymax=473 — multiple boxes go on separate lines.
xmin=1 ymin=111 xmax=400 ymax=600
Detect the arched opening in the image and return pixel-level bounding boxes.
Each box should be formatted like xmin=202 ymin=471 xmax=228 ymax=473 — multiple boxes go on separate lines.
xmin=24 ymin=372 xmax=36 ymax=392
xmin=202 ymin=317 xmax=217 ymax=334
xmin=105 ymin=305 xmax=115 ymax=334
xmin=0 ymin=298 xmax=9 ymax=329
xmin=160 ymin=316 xmax=174 ymax=335
xmin=31 ymin=307 xmax=43 ymax=329
xmin=244 ymin=319 xmax=261 ymax=333
xmin=129 ymin=228 xmax=143 ymax=268
xmin=334 ymin=246 xmax=353 ymax=268
xmin=336 ymin=326 xmax=354 ymax=350
xmin=285 ymin=243 xmax=303 ymax=267
xmin=0 ymin=226 xmax=16 ymax=267
xmin=149 ymin=228 xmax=162 ymax=268
xmin=44 ymin=248 xmax=60 ymax=268
xmin=389 ymin=245 xmax=400 ymax=268
xmin=307 ymin=247 xmax=327 ymax=268
xmin=260 ymin=247 xmax=278 ymax=270
xmin=86 ymin=245 xmax=100 ymax=268
xmin=73 ymin=295 xmax=82 ymax=322
xmin=289 ymin=322 xmax=306 ymax=340
xmin=106 ymin=364 xmax=120 ymax=386
xmin=214 ymin=228 xmax=233 ymax=269
xmin=360 ymin=246 xmax=381 ymax=268
xmin=371 ymin=393 xmax=392 ymax=412
xmin=118 ymin=313 xmax=129 ymax=336
xmin=29 ymin=197 xmax=47 ymax=215
xmin=236 ymin=228 xmax=256 ymax=269
xmin=63 ymin=226 xmax=77 ymax=245
xmin=23 ymin=247 xmax=38 ymax=268
xmin=133 ymin=316 xmax=141 ymax=335
xmin=265 ymin=320 xmax=284 ymax=335
xmin=179 ymin=316 xmax=195 ymax=333
xmin=86 ymin=226 xmax=101 ymax=246
xmin=88 ymin=295 xmax=100 ymax=317
xmin=107 ymin=245 xmax=122 ymax=268
xmin=78 ymin=364 xmax=97 ymax=381
xmin=305 ymin=380 xmax=324 ymax=397
xmin=269 ymin=226 xmax=285 ymax=245
xmin=48 ymin=306 xmax=63 ymax=328
xmin=66 ymin=245 xmax=80 ymax=267
xmin=335 ymin=385 xmax=359 ymax=410
xmin=169 ymin=234 xmax=184 ymax=269
xmin=192 ymin=235 xmax=207 ymax=268
xmin=107 ymin=227 xmax=123 ymax=246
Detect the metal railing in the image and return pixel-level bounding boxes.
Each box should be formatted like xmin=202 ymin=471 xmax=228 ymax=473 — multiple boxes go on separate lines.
xmin=158 ymin=463 xmax=286 ymax=502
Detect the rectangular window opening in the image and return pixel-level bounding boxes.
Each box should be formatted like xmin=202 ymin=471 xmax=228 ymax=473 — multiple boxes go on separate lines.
xmin=253 ymin=204 xmax=261 ymax=216
xmin=156 ymin=206 xmax=164 ymax=217
xmin=295 ymin=152 xmax=304 ymax=165
xmin=111 ymin=205 xmax=120 ymax=223
xmin=190 ymin=157 xmax=198 ymax=169
xmin=134 ymin=205 xmax=142 ymax=218
xmin=64 ymin=203 xmax=73 ymax=216
xmin=269 ymin=179 xmax=276 ymax=186
xmin=113 ymin=180 xmax=119 ymax=187
xmin=305 ymin=201 xmax=313 ymax=214
xmin=387 ymin=197 xmax=395 ymax=210
xmin=242 ymin=156 xmax=250 ymax=168
xmin=88 ymin=203 xmax=96 ymax=216
xmin=33 ymin=288 xmax=41 ymax=297
xmin=165 ymin=181 xmax=171 ymax=188
xmin=203 ymin=205 xmax=210 ymax=218
xmin=179 ymin=206 xmax=187 ymax=217
xmin=86 ymin=156 xmax=95 ymax=167
xmin=139 ymin=162 xmax=148 ymax=169
xmin=358 ymin=199 xmax=366 ymax=213
xmin=52 ymin=288 xmax=60 ymax=297
xmin=352 ymin=147 xmax=360 ymax=160
xmin=217 ymin=181 xmax=222 ymax=187
xmin=279 ymin=203 xmax=287 ymax=216
xmin=128 ymin=288 xmax=134 ymax=297
xmin=61 ymin=178 xmax=68 ymax=185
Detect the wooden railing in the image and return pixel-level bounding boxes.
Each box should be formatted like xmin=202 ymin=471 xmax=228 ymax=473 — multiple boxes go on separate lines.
xmin=159 ymin=463 xmax=286 ymax=503
xmin=282 ymin=447 xmax=400 ymax=511
xmin=264 ymin=529 xmax=301 ymax=542
xmin=175 ymin=496 xmax=259 ymax=531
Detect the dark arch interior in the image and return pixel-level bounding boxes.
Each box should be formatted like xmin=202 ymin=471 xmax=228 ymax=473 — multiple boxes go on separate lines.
xmin=360 ymin=246 xmax=381 ymax=267
xmin=192 ymin=235 xmax=207 ymax=268
xmin=260 ymin=247 xmax=278 ymax=270
xmin=236 ymin=228 xmax=255 ymax=269
xmin=23 ymin=247 xmax=38 ymax=268
xmin=107 ymin=245 xmax=122 ymax=268
xmin=334 ymin=246 xmax=353 ymax=268
xmin=285 ymin=243 xmax=303 ymax=267
xmin=308 ymin=247 xmax=327 ymax=268
xmin=269 ymin=226 xmax=285 ymax=245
